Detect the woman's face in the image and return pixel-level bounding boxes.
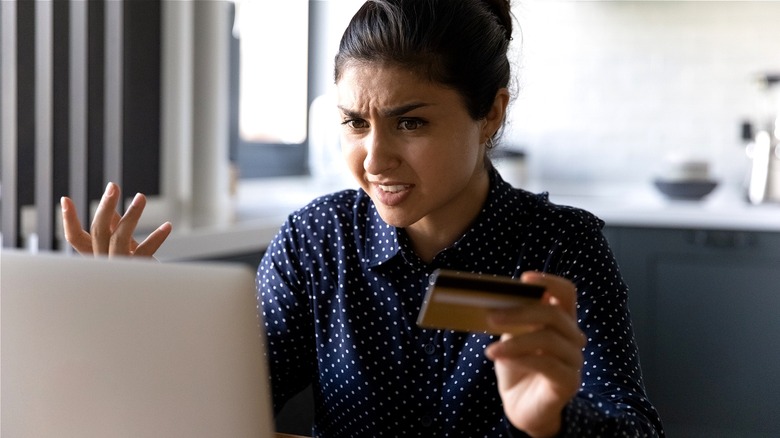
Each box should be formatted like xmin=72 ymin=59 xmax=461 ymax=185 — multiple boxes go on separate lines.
xmin=336 ymin=62 xmax=503 ymax=237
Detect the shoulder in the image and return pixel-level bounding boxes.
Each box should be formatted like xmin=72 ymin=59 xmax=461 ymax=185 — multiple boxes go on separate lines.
xmin=513 ymin=188 xmax=605 ymax=235
xmin=490 ymin=170 xmax=603 ymax=232
xmin=279 ymin=189 xmax=372 ymax=236
xmin=265 ymin=189 xmax=364 ymax=258
xmin=288 ymin=189 xmax=362 ymax=221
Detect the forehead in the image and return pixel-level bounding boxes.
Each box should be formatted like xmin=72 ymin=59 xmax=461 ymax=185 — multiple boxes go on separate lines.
xmin=336 ymin=61 xmax=461 ymax=110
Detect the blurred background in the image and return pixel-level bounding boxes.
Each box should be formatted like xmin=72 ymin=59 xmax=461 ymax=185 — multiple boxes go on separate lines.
xmin=3 ymin=0 xmax=780 ymax=246
xmin=2 ymin=1 xmax=780 ymax=436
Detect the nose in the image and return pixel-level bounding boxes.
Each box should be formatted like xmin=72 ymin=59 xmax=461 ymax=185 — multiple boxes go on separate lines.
xmin=363 ymin=129 xmax=399 ymax=175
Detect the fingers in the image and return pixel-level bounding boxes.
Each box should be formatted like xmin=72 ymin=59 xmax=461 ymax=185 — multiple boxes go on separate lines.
xmin=485 ymin=307 xmax=585 ymax=368
xmin=107 ymin=191 xmax=173 ymax=258
xmin=485 ymin=328 xmax=584 ymax=368
xmin=62 ymin=182 xmax=171 ymax=258
xmin=60 ymin=196 xmax=94 ymax=255
xmin=520 ymin=271 xmax=578 ymax=318
xmin=109 ymin=193 xmax=147 ymax=256
xmin=91 ymin=182 xmax=122 ymax=255
xmin=133 ymin=222 xmax=173 ymax=257
xmin=487 ymin=300 xmax=584 ymax=347
xmin=484 ymin=271 xmax=586 ymax=363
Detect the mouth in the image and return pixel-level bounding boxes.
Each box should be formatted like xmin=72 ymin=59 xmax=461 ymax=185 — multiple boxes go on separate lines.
xmin=378 ymin=184 xmax=411 ymax=193
xmin=370 ymin=181 xmax=414 ymax=207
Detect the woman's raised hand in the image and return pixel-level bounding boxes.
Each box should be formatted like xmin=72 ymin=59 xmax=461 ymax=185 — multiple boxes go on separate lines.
xmin=485 ymin=272 xmax=586 ymax=438
xmin=61 ymin=182 xmax=172 ymax=257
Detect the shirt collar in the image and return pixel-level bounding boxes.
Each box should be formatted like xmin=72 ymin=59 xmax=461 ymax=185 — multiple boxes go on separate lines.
xmin=363 ymin=198 xmax=402 ymax=268
xmin=430 ymin=168 xmax=526 ymax=266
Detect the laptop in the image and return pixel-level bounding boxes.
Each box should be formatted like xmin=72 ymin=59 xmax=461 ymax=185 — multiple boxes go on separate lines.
xmin=1 ymin=250 xmax=276 ymax=438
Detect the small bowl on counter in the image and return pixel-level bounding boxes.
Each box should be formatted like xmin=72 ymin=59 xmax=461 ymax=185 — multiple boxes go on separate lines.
xmin=654 ymin=153 xmax=719 ymax=200
xmin=653 ymin=178 xmax=719 ymax=200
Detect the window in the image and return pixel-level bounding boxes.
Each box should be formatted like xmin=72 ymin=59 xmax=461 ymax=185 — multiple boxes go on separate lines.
xmin=233 ymin=0 xmax=310 ymax=178
xmin=237 ymin=1 xmax=308 ymax=145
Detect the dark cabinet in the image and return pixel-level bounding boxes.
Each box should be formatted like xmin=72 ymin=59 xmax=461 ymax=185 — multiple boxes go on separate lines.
xmin=605 ymin=226 xmax=780 ymax=437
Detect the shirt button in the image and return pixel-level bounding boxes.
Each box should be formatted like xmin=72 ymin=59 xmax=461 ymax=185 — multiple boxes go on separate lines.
xmin=420 ymin=415 xmax=433 ymax=427
xmin=424 ymin=343 xmax=436 ymax=355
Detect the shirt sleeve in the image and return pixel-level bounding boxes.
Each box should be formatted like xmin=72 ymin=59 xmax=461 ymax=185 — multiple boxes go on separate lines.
xmin=535 ymin=210 xmax=665 ymax=437
xmin=256 ymin=217 xmax=317 ymax=415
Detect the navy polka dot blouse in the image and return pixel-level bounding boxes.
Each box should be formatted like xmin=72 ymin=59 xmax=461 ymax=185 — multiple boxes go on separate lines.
xmin=257 ymin=170 xmax=664 ymax=437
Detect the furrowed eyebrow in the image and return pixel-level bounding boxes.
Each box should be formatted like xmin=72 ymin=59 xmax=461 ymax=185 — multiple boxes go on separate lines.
xmin=337 ymin=102 xmax=430 ymax=119
xmin=381 ymin=102 xmax=429 ymax=118
xmin=337 ymin=106 xmax=363 ymax=120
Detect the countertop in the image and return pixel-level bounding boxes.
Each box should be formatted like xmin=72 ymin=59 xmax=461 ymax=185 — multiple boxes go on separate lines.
xmin=155 ymin=176 xmax=780 ymax=262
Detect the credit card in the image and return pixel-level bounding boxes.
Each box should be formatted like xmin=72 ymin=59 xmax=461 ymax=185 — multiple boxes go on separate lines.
xmin=417 ymin=269 xmax=545 ymax=335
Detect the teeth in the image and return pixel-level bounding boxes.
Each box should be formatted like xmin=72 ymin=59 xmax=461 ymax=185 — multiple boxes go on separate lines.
xmin=378 ymin=184 xmax=408 ymax=193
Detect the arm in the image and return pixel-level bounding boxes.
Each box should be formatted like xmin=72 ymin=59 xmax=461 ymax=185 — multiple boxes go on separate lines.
xmin=256 ymin=219 xmax=317 ymax=415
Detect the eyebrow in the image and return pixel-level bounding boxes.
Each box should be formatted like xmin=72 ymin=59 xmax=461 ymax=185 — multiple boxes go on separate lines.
xmin=337 ymin=102 xmax=430 ymax=119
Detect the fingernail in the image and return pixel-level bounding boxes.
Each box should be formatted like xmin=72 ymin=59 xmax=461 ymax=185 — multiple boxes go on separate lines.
xmin=484 ymin=344 xmax=497 ymax=361
xmin=131 ymin=193 xmax=142 ymax=207
xmin=60 ymin=197 xmax=67 ymax=211
xmin=104 ymin=182 xmax=114 ymax=196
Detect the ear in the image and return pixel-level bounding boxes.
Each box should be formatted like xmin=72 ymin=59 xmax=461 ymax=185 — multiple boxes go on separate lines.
xmin=482 ymin=88 xmax=510 ymax=142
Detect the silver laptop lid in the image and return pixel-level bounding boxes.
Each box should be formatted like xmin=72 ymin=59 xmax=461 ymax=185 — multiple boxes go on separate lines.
xmin=1 ymin=250 xmax=275 ymax=438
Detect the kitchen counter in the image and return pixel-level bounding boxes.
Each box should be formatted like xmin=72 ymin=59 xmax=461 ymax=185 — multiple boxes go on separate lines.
xmin=155 ymin=176 xmax=780 ymax=262
xmin=534 ymin=180 xmax=780 ymax=231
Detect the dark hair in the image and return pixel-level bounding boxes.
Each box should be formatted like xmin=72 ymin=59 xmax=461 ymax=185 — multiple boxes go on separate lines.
xmin=334 ymin=0 xmax=513 ymax=123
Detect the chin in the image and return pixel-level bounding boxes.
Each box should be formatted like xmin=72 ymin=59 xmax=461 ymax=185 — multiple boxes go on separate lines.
xmin=373 ymin=206 xmax=418 ymax=229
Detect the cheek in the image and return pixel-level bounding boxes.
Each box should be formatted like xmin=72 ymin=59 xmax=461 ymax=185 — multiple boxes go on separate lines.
xmin=437 ymin=133 xmax=483 ymax=171
xmin=341 ymin=138 xmax=365 ymax=176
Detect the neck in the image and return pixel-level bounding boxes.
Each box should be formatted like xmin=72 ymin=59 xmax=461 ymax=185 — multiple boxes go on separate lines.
xmin=406 ymin=170 xmax=490 ymax=264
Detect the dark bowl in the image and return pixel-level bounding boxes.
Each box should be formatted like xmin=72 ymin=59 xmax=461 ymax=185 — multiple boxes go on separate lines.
xmin=653 ymin=179 xmax=718 ymax=200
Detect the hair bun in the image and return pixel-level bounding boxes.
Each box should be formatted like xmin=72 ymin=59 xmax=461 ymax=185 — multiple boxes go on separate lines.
xmin=481 ymin=0 xmax=512 ymax=40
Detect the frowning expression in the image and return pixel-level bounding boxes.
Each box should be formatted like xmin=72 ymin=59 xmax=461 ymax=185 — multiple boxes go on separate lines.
xmin=337 ymin=62 xmax=492 ymax=234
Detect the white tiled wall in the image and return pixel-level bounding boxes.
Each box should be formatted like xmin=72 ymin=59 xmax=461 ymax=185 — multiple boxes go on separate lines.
xmin=505 ymin=0 xmax=780 ymax=185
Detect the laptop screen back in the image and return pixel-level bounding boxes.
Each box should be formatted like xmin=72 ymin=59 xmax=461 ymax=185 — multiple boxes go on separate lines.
xmin=1 ymin=251 xmax=275 ymax=438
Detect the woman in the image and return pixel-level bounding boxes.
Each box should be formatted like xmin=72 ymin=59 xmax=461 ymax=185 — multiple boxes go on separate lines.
xmin=63 ymin=0 xmax=664 ymax=436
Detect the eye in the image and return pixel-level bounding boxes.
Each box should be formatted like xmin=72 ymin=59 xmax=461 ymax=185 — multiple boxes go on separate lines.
xmin=341 ymin=119 xmax=369 ymax=130
xmin=398 ymin=118 xmax=426 ymax=131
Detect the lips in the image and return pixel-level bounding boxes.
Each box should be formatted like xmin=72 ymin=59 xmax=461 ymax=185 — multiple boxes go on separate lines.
xmin=371 ymin=182 xmax=413 ymax=207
